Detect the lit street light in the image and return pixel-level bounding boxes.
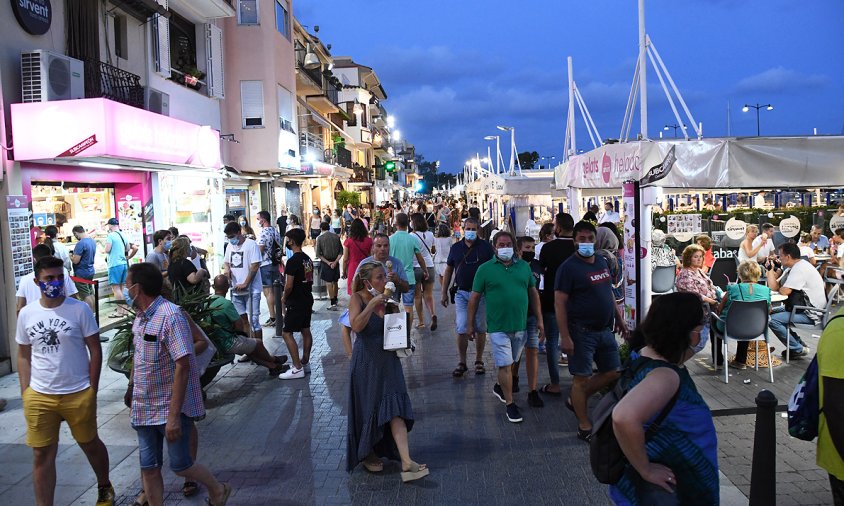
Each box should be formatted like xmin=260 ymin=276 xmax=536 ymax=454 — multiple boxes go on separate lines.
xmin=663 ymin=124 xmax=685 ymax=138
xmin=742 ymin=103 xmax=774 ymax=136
xmin=540 ymin=155 xmax=556 ymax=170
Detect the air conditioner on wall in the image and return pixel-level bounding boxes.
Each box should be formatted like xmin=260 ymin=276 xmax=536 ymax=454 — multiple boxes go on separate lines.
xmin=21 ymin=50 xmax=85 ymax=102
xmin=144 ymin=87 xmax=170 ymax=116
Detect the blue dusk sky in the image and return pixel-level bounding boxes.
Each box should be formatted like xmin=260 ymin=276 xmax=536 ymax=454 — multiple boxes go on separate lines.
xmin=295 ymin=0 xmax=844 ymax=173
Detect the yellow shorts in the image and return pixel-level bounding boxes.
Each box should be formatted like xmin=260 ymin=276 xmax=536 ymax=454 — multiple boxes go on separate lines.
xmin=23 ymin=387 xmax=98 ymax=448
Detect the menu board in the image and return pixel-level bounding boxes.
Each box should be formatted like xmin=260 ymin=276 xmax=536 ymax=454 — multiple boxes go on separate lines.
xmin=667 ymin=213 xmax=702 ymax=242
xmin=7 ymin=195 xmax=33 ymax=289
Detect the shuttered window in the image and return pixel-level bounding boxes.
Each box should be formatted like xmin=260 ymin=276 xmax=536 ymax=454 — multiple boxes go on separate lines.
xmin=237 ymin=0 xmax=258 ymax=25
xmin=241 ymin=81 xmax=264 ymax=128
xmin=205 ymin=23 xmax=225 ymax=99
xmin=152 ymin=0 xmax=170 ymax=77
xmin=277 ymin=85 xmax=294 ymax=133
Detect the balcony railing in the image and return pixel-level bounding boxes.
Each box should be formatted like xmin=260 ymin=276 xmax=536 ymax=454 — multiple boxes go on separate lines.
xmin=84 ymin=59 xmax=144 ymax=108
xmin=300 ymin=131 xmax=325 ymax=161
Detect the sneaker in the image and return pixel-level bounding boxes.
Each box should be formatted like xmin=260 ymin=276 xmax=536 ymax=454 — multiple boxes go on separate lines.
xmin=527 ymin=390 xmax=544 ymax=408
xmin=96 ymin=483 xmax=115 ymax=506
xmin=262 ymin=318 xmax=276 ymax=327
xmin=279 ymin=366 xmax=305 ymax=380
xmin=728 ymin=360 xmax=747 ymax=370
xmin=782 ymin=347 xmax=809 ymax=359
xmin=559 ymin=354 xmax=569 ymax=366
xmin=492 ymin=383 xmax=506 ymax=403
xmin=506 ymin=403 xmax=523 ymax=423
xmin=511 ymin=377 xmax=520 ymax=393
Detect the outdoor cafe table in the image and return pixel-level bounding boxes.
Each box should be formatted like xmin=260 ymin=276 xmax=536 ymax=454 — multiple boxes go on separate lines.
xmin=771 ymin=291 xmax=787 ymax=303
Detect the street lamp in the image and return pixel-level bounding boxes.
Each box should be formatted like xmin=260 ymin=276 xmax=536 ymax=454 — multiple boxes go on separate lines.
xmin=540 ymin=155 xmax=556 ymax=170
xmin=496 ymin=125 xmax=519 ymax=175
xmin=387 ymin=115 xmax=396 ymax=128
xmin=663 ymin=124 xmax=685 ymax=138
xmin=742 ymin=103 xmax=774 ymax=136
xmin=484 ymin=135 xmax=501 ymax=174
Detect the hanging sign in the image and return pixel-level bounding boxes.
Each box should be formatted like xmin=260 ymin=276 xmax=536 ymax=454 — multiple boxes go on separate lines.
xmin=12 ymin=0 xmax=52 ymax=35
xmin=7 ymin=195 xmax=34 ymax=289
xmin=639 ymin=145 xmax=676 ymax=187
xmin=778 ymin=216 xmax=801 ymax=238
xmin=828 ymin=215 xmax=844 ymax=233
xmin=724 ymin=218 xmax=747 ymax=240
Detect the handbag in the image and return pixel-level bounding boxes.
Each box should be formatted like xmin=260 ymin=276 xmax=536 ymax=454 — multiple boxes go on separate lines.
xmin=449 ymin=241 xmax=476 ymax=302
xmin=383 ymin=311 xmax=410 ymax=350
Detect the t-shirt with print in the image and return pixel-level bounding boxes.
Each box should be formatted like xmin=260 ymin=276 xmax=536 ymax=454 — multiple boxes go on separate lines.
xmin=257 ymin=225 xmax=282 ymax=267
xmin=781 ymin=259 xmax=826 ymax=309
xmin=16 ymin=269 xmax=79 ymax=305
xmin=106 ymin=230 xmax=129 ymax=267
xmin=224 ymin=238 xmax=263 ymax=293
xmin=284 ymin=251 xmax=314 ymax=306
xmin=15 ymin=297 xmax=98 ymax=395
xmin=555 ymin=254 xmax=616 ymax=329
xmin=389 ymin=231 xmax=421 ymax=285
xmin=72 ymin=237 xmax=97 ymax=278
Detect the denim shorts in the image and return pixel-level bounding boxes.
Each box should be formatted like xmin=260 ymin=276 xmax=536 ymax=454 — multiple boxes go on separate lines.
xmin=232 ymin=291 xmax=262 ymax=331
xmin=490 ymin=331 xmax=528 ymax=367
xmin=525 ymin=315 xmax=540 ymax=349
xmin=260 ymin=264 xmax=279 ymax=287
xmin=567 ymin=324 xmax=621 ymax=377
xmin=455 ymin=289 xmax=486 ymax=334
xmin=133 ymin=414 xmax=194 ymax=472
xmin=401 ymin=284 xmax=417 ymax=306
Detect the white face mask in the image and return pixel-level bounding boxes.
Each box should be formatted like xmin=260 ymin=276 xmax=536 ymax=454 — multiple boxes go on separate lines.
xmin=497 ymin=247 xmax=514 ymax=262
xmin=365 ymin=282 xmax=381 ymax=296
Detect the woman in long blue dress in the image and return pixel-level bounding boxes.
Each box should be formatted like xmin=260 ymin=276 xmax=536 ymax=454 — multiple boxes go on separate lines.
xmin=611 ymin=292 xmax=719 ymax=505
xmin=346 ymin=261 xmax=429 ymax=482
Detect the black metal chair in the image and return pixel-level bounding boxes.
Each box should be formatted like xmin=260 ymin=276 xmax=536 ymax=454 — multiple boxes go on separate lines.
xmin=652 ymin=265 xmax=676 ymax=296
xmin=709 ymin=258 xmax=738 ymax=290
xmin=711 ymin=300 xmax=773 ymax=383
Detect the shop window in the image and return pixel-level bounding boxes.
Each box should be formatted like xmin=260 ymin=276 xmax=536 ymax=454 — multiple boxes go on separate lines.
xmin=275 ymin=0 xmax=290 ymax=39
xmin=241 ymin=80 xmax=264 ymax=128
xmin=238 ymin=0 xmax=259 ymax=25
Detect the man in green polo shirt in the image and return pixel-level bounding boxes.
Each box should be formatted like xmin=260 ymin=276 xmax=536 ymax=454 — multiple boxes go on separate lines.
xmin=467 ymin=231 xmax=543 ymax=423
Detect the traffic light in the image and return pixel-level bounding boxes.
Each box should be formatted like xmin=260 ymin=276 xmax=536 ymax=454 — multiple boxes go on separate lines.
xmin=385 ymin=160 xmax=396 ymax=172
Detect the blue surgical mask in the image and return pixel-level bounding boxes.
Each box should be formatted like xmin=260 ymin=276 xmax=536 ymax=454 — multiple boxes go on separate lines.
xmin=464 ymin=230 xmax=477 ymax=241
xmin=690 ymin=327 xmax=709 ymax=355
xmin=577 ymin=242 xmax=595 ymax=257
xmin=38 ymin=280 xmax=65 ymax=299
xmin=228 ymin=237 xmax=240 ymax=246
xmin=163 ymin=240 xmax=172 ymax=251
xmin=497 ymin=247 xmax=514 ymax=262
xmin=123 ymin=285 xmax=136 ymax=308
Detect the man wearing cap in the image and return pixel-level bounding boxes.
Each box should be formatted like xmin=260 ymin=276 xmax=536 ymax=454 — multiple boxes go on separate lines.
xmin=104 ymin=218 xmax=138 ymax=317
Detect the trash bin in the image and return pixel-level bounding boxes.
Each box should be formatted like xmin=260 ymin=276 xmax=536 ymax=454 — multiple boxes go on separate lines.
xmin=311 ymin=258 xmax=327 ymax=299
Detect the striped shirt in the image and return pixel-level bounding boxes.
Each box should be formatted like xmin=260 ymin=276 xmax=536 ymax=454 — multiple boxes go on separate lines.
xmin=130 ymin=296 xmax=204 ymax=426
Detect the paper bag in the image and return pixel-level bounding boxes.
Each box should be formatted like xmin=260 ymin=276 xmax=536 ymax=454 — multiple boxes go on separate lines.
xmin=383 ymin=312 xmax=410 ymax=350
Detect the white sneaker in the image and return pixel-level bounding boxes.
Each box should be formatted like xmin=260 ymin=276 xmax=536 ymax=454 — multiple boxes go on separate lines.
xmin=279 ymin=367 xmax=305 ymax=380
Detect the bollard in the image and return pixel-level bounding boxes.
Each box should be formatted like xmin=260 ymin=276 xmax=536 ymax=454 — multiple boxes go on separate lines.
xmin=749 ymin=389 xmax=777 ymax=506
xmin=274 ymin=278 xmax=284 ymax=337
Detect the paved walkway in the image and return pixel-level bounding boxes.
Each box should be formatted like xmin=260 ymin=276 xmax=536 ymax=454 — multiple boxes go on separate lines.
xmin=0 ymin=277 xmax=836 ymax=505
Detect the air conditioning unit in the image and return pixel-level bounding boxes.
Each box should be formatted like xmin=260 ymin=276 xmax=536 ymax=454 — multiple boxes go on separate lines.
xmin=21 ymin=50 xmax=85 ymax=102
xmin=145 ymin=87 xmax=170 ymax=116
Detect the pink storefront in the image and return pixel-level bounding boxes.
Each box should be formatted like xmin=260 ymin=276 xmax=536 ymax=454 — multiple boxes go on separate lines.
xmin=10 ymin=98 xmax=223 ymax=271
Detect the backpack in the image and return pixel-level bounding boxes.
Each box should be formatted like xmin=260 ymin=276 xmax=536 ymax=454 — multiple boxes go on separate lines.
xmin=590 ymin=357 xmax=680 ymax=485
xmin=269 ymin=231 xmax=284 ymax=266
xmin=788 ymin=314 xmax=844 ymax=441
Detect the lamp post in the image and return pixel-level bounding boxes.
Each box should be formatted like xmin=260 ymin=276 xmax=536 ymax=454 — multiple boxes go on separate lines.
xmin=742 ymin=103 xmax=774 ymax=136
xmin=496 ymin=125 xmax=519 ymax=175
xmin=484 ymin=135 xmax=502 ymax=174
xmin=663 ymin=124 xmax=684 ymax=138
xmin=540 ymin=155 xmax=556 ymax=170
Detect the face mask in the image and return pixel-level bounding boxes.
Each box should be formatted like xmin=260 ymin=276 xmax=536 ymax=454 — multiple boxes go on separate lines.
xmin=577 ymin=242 xmax=595 ymax=257
xmin=521 ymin=251 xmax=535 ymax=262
xmin=228 ymin=237 xmax=240 ymax=246
xmin=38 ymin=280 xmax=65 ymax=299
xmin=689 ymin=327 xmax=709 ymax=355
xmin=497 ymin=247 xmax=514 ymax=262
xmin=464 ymin=230 xmax=477 ymax=241
xmin=163 ymin=240 xmax=172 ymax=251
xmin=123 ymin=285 xmax=136 ymax=308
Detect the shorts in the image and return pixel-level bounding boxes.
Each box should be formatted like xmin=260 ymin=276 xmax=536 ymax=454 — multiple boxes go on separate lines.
xmin=227 ymin=334 xmax=258 ymax=355
xmin=133 ymin=414 xmax=194 ymax=472
xmin=489 ymin=331 xmax=528 ymax=367
xmin=455 ymin=289 xmax=487 ymax=334
xmin=320 ymin=261 xmax=341 ymax=283
xmin=413 ymin=266 xmax=436 ymax=285
xmin=108 ymin=264 xmax=127 ymax=285
xmin=74 ymin=275 xmax=95 ymax=297
xmin=283 ymin=298 xmax=314 ymax=332
xmin=23 ymin=386 xmax=98 ymax=447
xmin=401 ymin=284 xmax=416 ymax=306
xmin=525 ymin=315 xmax=540 ymax=349
xmin=260 ymin=264 xmax=280 ymax=288
xmin=332 ymin=228 xmax=341 ymax=235
xmin=310 ymin=229 xmax=320 ymax=240
xmin=567 ymin=324 xmax=621 ymax=377
xmin=232 ymin=291 xmax=262 ymax=331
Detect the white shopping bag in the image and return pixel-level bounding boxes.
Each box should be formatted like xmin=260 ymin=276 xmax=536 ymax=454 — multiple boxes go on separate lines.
xmin=194 ymin=326 xmax=217 ymax=375
xmin=383 ymin=311 xmax=410 ymax=350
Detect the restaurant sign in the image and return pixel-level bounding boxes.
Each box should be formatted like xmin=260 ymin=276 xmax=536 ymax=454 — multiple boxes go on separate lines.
xmin=12 ymin=0 xmax=52 ymax=35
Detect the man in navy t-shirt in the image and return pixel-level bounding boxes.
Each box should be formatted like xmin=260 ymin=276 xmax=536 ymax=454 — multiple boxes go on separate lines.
xmin=70 ymin=225 xmax=97 ymax=312
xmin=555 ymin=221 xmax=628 ymax=442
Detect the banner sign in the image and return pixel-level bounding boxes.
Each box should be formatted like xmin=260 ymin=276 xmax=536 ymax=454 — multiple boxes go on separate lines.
xmin=622 ymin=182 xmax=638 ymax=329
xmin=640 ymin=145 xmax=676 ymax=186
xmin=7 ymin=195 xmax=33 ymax=289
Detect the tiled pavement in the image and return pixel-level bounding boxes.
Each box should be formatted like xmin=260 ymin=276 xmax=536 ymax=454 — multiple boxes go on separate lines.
xmin=0 ymin=278 xmax=837 ymax=505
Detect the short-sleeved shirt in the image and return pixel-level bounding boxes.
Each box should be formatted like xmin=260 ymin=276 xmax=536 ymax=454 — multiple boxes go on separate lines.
xmin=17 ymin=269 xmax=78 ymax=304
xmin=224 ymin=238 xmax=263 ymax=293
xmin=257 ymin=225 xmax=282 ymax=267
xmin=539 ymin=237 xmax=576 ymax=312
xmin=412 ymin=231 xmax=435 ymax=268
xmin=15 ymin=297 xmax=98 ymax=395
xmin=106 ymin=230 xmax=129 ymax=267
xmin=72 ymin=237 xmax=97 ymax=278
xmin=315 ymin=231 xmax=343 ymax=262
xmin=284 ymin=251 xmax=314 ymax=305
xmin=208 ymin=295 xmax=241 ymax=352
xmin=168 ymin=258 xmax=198 ymax=293
xmin=131 ymin=296 xmax=204 ymax=426
xmin=389 ymin=231 xmax=422 ymax=285
xmin=810 ymin=235 xmax=831 ymax=251
xmin=446 ymin=239 xmax=495 ymax=292
xmin=356 ymin=255 xmax=407 ymax=301
xmin=817 ymin=307 xmax=844 ymax=479
xmin=555 ymin=254 xmax=616 ymax=329
xmin=472 ymin=257 xmax=535 ymax=333
xmin=750 ymin=236 xmax=775 ymax=261
xmin=52 ymin=241 xmax=72 ymax=272
xmin=145 ymin=250 xmax=168 ymax=273
xmin=781 ymin=259 xmax=826 ymax=309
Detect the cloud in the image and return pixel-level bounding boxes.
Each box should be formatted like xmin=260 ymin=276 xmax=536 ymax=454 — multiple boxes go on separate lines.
xmin=735 ymin=66 xmax=830 ymax=94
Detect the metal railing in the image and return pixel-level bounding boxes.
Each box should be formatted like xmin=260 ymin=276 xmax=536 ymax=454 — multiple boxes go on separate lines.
xmin=299 ymin=131 xmax=325 ymax=161
xmin=294 ymin=44 xmax=324 ymax=88
xmin=84 ymin=59 xmax=144 ymax=108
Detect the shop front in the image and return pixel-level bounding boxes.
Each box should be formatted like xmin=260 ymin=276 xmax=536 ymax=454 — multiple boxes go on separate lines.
xmin=291 ymin=162 xmax=352 ymax=218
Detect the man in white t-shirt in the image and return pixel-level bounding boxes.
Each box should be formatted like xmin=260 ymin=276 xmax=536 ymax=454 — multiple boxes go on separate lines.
xmin=767 ymin=242 xmax=827 ymax=359
xmin=16 ymin=255 xmax=114 ymax=505
xmin=223 ymin=221 xmax=264 ymax=339
xmin=16 ymin=244 xmax=78 ymax=315
xmin=751 ymin=223 xmax=777 ymax=263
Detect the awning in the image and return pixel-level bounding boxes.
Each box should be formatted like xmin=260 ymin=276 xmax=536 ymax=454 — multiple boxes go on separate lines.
xmin=298 ymin=99 xmax=354 ymax=143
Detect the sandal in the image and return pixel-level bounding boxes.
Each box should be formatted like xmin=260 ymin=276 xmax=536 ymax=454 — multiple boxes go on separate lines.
xmin=474 ymin=361 xmax=486 ymax=375
xmin=133 ymin=490 xmax=149 ymax=506
xmin=415 ymin=323 xmax=426 ymax=329
xmin=452 ymin=362 xmax=468 ymax=377
xmin=400 ymin=462 xmax=430 ymax=483
xmin=183 ymin=481 xmax=199 ymax=497
xmin=577 ymin=428 xmax=593 ymax=442
xmin=363 ymin=456 xmax=384 ymax=473
xmin=430 ymin=315 xmax=438 ymax=331
xmin=206 ymin=482 xmax=232 ymax=506
xmin=540 ymin=384 xmax=562 ymax=396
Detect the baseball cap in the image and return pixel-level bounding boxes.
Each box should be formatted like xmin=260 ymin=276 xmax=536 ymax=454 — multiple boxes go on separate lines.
xmin=107 ymin=218 xmax=119 ymax=226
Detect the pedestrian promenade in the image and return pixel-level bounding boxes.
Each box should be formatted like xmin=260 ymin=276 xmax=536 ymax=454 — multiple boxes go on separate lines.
xmin=0 ymin=279 xmax=834 ymax=505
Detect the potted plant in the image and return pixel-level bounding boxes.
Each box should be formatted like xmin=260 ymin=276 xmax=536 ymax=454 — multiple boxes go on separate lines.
xmin=107 ymin=287 xmax=234 ymax=388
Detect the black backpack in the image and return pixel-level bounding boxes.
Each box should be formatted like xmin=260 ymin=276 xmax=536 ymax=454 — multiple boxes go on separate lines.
xmin=269 ymin=233 xmax=284 ymax=265
xmin=589 ymin=356 xmax=680 ymax=485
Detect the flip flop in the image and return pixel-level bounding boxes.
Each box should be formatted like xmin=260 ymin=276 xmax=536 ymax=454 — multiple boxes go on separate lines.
xmin=577 ymin=428 xmax=593 ymax=442
xmin=474 ymin=361 xmax=486 ymax=375
xmin=401 ymin=462 xmax=430 ymax=483
xmin=540 ymin=384 xmax=562 ymax=396
xmin=452 ymin=362 xmax=468 ymax=377
xmin=206 ymin=483 xmax=232 ymax=506
xmin=182 ymin=481 xmax=199 ymax=497
xmin=430 ymin=316 xmax=438 ymax=331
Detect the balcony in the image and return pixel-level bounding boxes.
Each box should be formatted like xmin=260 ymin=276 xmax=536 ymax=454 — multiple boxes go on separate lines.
xmin=299 ymin=131 xmax=325 ymax=162
xmin=307 ymin=81 xmax=340 ymax=115
xmin=294 ymin=43 xmax=324 ymax=96
xmin=349 ymin=164 xmax=371 ymax=183
xmin=84 ymin=59 xmax=144 ymax=109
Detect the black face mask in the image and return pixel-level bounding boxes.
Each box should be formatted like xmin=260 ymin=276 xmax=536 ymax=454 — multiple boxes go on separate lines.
xmin=521 ymin=251 xmax=535 ymax=262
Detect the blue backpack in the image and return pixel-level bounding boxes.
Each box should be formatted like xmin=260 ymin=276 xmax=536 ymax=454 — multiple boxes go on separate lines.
xmin=787 ymin=315 xmax=843 ymax=441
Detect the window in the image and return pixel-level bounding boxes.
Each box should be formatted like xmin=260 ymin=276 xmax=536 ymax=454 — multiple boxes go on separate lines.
xmin=113 ymin=15 xmax=128 ymax=59
xmin=277 ymin=85 xmax=294 ymax=133
xmin=237 ymin=0 xmax=258 ymax=25
xmin=274 ymin=0 xmax=290 ymax=39
xmin=241 ymin=81 xmax=264 ymax=128
xmin=169 ymin=11 xmax=198 ymax=76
